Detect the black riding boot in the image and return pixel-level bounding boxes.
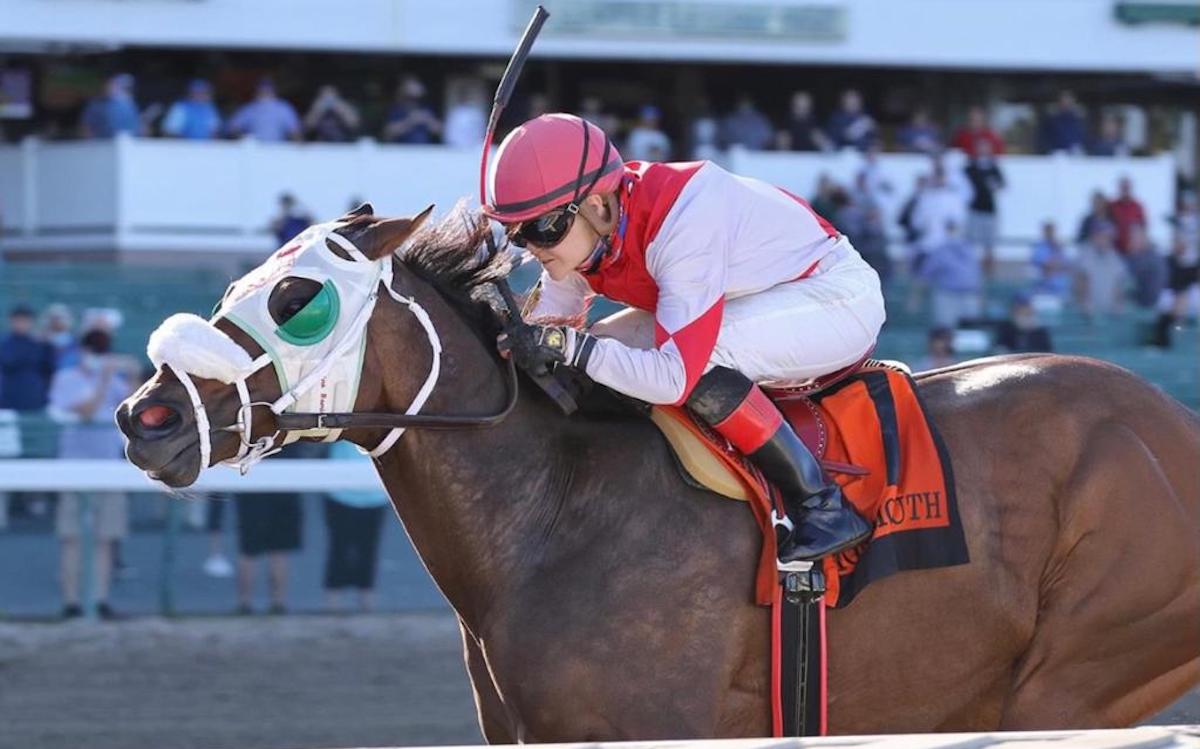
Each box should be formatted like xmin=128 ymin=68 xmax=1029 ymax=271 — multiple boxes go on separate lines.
xmin=688 ymin=367 xmax=874 ymax=562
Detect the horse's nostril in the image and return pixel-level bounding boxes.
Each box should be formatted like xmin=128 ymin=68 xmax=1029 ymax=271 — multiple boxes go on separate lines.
xmin=132 ymin=402 xmax=183 ymax=438
xmin=139 ymin=404 xmax=175 ymax=429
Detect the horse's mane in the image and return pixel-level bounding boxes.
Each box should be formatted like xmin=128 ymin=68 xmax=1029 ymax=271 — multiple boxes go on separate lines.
xmin=397 ymin=202 xmax=513 ymax=315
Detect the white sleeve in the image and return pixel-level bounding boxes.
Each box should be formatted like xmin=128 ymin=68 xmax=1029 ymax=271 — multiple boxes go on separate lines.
xmin=528 ymin=268 xmax=590 ymax=322
xmin=584 ymin=167 xmax=729 ymax=405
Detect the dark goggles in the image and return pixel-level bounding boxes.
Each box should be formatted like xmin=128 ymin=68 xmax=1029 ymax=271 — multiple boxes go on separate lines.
xmin=507 ymin=204 xmax=578 ymax=249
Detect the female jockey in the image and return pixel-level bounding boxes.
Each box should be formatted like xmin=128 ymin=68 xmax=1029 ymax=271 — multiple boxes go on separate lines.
xmin=484 ymin=113 xmax=884 ymax=563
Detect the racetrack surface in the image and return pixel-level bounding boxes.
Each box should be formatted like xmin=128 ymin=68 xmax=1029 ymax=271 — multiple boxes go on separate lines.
xmin=0 ymin=614 xmax=1195 ymax=749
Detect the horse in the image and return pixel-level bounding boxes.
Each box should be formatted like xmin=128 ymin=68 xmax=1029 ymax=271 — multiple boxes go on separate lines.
xmin=116 ymin=205 xmax=1200 ymax=741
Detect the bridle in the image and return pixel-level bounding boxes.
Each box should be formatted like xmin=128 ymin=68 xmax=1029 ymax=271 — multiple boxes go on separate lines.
xmin=165 ymin=234 xmax=522 ymax=476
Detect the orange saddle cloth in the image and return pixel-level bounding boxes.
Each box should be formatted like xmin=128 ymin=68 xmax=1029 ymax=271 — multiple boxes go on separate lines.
xmin=654 ymin=365 xmax=969 ymax=608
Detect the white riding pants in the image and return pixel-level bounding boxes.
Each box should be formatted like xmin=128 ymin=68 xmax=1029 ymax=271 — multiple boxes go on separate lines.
xmin=590 ymin=238 xmax=886 ymax=386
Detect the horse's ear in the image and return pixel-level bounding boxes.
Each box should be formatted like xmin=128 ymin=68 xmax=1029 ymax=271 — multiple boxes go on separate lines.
xmin=341 ymin=202 xmax=374 ymax=221
xmin=360 ymin=204 xmax=435 ymax=261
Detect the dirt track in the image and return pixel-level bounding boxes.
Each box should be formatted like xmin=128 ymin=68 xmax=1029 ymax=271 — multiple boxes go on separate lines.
xmin=0 ymin=614 xmax=1195 ymax=749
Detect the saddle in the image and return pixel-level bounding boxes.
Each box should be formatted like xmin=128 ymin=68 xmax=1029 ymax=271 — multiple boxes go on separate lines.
xmin=651 ymin=354 xmax=965 ymax=610
xmin=652 ymin=355 xmax=887 ymax=502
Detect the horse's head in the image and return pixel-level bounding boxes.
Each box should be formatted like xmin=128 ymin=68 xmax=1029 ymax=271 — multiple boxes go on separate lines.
xmin=116 ymin=203 xmax=441 ymax=487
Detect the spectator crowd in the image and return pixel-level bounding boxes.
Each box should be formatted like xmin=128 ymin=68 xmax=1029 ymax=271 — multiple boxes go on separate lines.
xmin=0 ymin=301 xmax=390 ymax=620
xmin=34 ymin=70 xmax=1155 ymax=166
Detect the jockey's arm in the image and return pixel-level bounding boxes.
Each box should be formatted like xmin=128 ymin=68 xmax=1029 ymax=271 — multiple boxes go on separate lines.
xmin=528 ymin=267 xmax=590 ymax=322
xmin=582 ymin=202 xmax=729 ymax=406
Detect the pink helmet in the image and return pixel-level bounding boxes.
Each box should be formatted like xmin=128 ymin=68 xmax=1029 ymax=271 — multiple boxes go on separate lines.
xmin=483 ymin=113 xmax=624 ymax=224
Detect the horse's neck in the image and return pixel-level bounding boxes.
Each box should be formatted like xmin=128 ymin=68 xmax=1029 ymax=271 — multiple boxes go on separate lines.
xmin=369 ymin=281 xmax=568 ymax=634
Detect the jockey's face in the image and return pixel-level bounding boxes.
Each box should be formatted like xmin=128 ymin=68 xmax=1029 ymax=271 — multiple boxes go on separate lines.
xmin=523 ymin=193 xmax=609 ymax=282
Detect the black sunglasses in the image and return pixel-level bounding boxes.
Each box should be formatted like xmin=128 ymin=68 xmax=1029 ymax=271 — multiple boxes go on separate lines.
xmin=507 ymin=204 xmax=578 ymax=249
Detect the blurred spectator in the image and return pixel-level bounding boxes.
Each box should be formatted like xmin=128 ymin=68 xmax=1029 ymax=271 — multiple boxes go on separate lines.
xmin=80 ymin=73 xmax=144 ymax=139
xmin=1089 ymin=114 xmax=1130 ymax=157
xmin=161 ymin=79 xmax=222 ymax=140
xmin=228 ymin=79 xmax=301 ymax=142
xmin=1 ymin=305 xmax=55 ymax=411
xmin=1170 ymin=190 xmax=1199 ymax=249
xmin=42 ymin=303 xmax=80 ymax=370
xmin=995 ymin=294 xmax=1054 ymax=353
xmin=917 ymin=327 xmax=958 ymax=371
xmin=323 ymin=441 xmax=389 ymax=613
xmin=1077 ymin=226 xmax=1128 ymax=321
xmin=271 ymin=193 xmax=314 ymax=246
xmin=858 ymin=143 xmax=893 ymax=200
xmin=579 ymin=96 xmax=620 ymax=140
xmin=626 ymin=105 xmax=672 ymax=161
xmin=235 ymin=443 xmax=315 ymax=614
xmin=1153 ymin=232 xmax=1200 ymax=348
xmin=382 ymin=75 xmax=442 ymax=144
xmin=896 ymin=108 xmax=942 ymax=154
xmin=951 ymin=106 xmax=1005 ymax=157
xmin=912 ymin=161 xmax=969 ymax=253
xmin=847 ymin=171 xmax=880 ymax=216
xmin=689 ymin=99 xmax=721 ymax=160
xmin=443 ymin=85 xmax=486 ymax=149
xmin=1039 ymin=91 xmax=1087 ymax=155
xmin=1109 ymin=176 xmax=1147 ymax=254
xmin=810 ymin=174 xmax=845 ymax=227
xmin=963 ymin=139 xmax=1005 ymax=274
xmin=1030 ymin=221 xmax=1073 ymax=300
xmin=203 ymin=498 xmax=234 ymax=578
xmin=303 ymin=85 xmax=361 ymax=143
xmin=48 ymin=327 xmax=139 ymax=619
xmin=1077 ymin=190 xmax=1114 ymax=243
xmin=722 ymin=95 xmax=773 ymax=151
xmin=898 ymin=173 xmax=930 ymax=250
xmin=826 ymin=89 xmax=877 ymax=151
xmin=919 ymin=220 xmax=983 ymax=328
xmin=847 ymin=204 xmax=892 ymax=286
xmin=778 ymin=91 xmax=831 ymax=152
xmin=1124 ymin=225 xmax=1167 ymax=308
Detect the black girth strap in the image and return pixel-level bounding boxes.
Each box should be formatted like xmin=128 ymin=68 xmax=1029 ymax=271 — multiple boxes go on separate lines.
xmin=781 ymin=565 xmax=826 ymax=737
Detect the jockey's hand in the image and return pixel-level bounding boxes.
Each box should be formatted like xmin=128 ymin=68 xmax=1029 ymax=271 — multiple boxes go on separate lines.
xmin=497 ymin=323 xmax=592 ymax=378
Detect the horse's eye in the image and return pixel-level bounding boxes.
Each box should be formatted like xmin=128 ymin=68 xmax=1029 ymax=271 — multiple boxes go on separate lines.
xmin=276 ymin=281 xmax=340 ymax=345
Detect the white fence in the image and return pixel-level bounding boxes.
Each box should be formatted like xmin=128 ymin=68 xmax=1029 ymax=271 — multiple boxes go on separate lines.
xmin=1 ymin=459 xmax=379 ymax=492
xmin=0 ymin=135 xmax=1178 ymax=258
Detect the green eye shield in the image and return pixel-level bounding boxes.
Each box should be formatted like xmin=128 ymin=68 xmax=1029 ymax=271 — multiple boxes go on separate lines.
xmin=276 ymin=280 xmax=340 ymax=345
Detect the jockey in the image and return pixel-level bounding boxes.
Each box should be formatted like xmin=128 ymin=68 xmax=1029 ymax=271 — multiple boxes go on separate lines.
xmin=484 ymin=113 xmax=884 ymax=562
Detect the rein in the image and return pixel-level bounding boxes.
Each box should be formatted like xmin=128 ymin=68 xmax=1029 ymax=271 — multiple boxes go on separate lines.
xmin=275 ymin=357 xmax=519 ymax=431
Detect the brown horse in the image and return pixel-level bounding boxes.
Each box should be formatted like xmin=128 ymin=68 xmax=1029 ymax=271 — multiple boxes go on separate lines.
xmin=116 ymin=207 xmax=1200 ymax=741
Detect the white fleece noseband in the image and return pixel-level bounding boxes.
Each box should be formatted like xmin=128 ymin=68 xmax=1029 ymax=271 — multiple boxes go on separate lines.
xmin=146 ymin=220 xmax=442 ymax=475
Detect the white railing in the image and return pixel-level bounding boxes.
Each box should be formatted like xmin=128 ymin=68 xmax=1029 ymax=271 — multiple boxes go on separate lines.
xmin=0 ymin=458 xmax=378 ymax=491
xmin=0 ymin=135 xmax=1178 ymax=255
xmin=0 ymin=135 xmax=485 ymax=253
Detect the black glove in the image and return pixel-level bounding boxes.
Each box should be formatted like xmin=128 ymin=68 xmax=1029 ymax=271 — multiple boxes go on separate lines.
xmin=497 ymin=323 xmax=595 ymax=378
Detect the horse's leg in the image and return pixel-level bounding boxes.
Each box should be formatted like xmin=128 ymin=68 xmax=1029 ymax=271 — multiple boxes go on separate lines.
xmin=459 ymin=619 xmax=516 ymax=743
xmin=999 ymin=423 xmax=1200 ymax=728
